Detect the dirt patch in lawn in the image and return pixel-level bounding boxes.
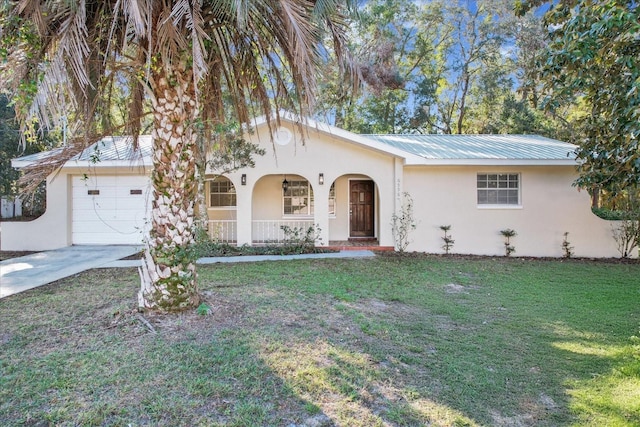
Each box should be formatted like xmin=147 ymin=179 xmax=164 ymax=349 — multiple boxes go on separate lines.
xmin=2 ymin=258 xmax=636 ymax=426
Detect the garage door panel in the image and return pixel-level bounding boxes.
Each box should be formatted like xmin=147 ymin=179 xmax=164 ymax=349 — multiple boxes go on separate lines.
xmin=73 ymin=199 xmax=119 ymax=210
xmin=115 ymin=209 xmax=148 ymax=218
xmin=73 ymin=231 xmax=144 ymax=245
xmin=73 ymin=219 xmax=145 ymax=233
xmin=72 ymin=188 xmax=120 ymax=199
xmin=73 ymin=199 xmax=147 ymax=210
xmin=73 ymin=209 xmax=120 ymax=221
xmin=73 ymin=186 xmax=147 ymax=198
xmin=72 ymin=175 xmax=151 ymax=245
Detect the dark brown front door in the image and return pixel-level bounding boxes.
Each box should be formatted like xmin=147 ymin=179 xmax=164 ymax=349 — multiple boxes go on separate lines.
xmin=350 ymin=180 xmax=375 ymax=237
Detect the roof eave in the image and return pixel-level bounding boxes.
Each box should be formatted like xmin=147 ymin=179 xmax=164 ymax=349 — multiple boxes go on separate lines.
xmin=64 ymin=159 xmax=153 ymax=169
xmin=11 ymin=159 xmax=36 ymax=169
xmin=405 ymin=158 xmax=578 ymax=166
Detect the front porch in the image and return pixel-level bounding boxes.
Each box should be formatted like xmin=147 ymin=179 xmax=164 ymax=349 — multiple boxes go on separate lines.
xmin=204 ymin=173 xmax=397 ymax=250
xmin=206 ymin=219 xmax=393 ymax=251
xmin=206 ymin=219 xmax=316 ymax=244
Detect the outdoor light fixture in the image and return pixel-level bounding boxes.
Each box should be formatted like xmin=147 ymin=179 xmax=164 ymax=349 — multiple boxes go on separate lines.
xmin=319 ymin=173 xmax=324 ymax=185
xmin=241 ymin=174 xmax=247 ymax=185
xmin=282 ymin=176 xmax=289 ymax=192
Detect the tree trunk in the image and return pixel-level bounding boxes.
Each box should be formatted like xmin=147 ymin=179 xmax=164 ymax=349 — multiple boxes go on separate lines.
xmin=456 ymin=69 xmax=470 ymax=135
xmin=138 ymin=62 xmax=201 ymax=312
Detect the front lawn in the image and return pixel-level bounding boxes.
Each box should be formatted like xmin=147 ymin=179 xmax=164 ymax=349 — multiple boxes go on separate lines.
xmin=1 ymin=254 xmax=638 ymax=426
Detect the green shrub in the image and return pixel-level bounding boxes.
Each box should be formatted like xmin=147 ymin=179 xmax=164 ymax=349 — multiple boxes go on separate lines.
xmin=280 ymin=224 xmax=322 ymax=254
xmin=592 ymin=207 xmax=636 ymax=221
xmin=500 ymin=229 xmax=517 ymax=257
xmin=391 ymin=192 xmax=417 ymax=253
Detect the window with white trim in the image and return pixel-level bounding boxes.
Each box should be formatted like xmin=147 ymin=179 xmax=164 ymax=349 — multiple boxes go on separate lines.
xmin=477 ymin=173 xmax=520 ymax=205
xmin=283 ymin=180 xmax=314 ymax=216
xmin=209 ymin=177 xmax=236 ymax=208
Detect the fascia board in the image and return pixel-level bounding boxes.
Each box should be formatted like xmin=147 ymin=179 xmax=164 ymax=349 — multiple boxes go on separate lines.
xmin=11 ymin=159 xmax=36 ymax=169
xmin=404 ymin=158 xmax=579 ymax=166
xmin=64 ymin=159 xmax=153 ymax=169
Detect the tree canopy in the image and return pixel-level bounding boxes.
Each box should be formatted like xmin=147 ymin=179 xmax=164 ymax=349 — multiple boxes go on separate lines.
xmin=538 ymin=0 xmax=640 ymax=194
xmin=315 ymin=0 xmax=568 ymax=138
xmin=315 ymin=0 xmax=638 ymax=196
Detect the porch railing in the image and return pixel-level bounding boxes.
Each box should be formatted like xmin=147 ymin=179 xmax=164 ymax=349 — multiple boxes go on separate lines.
xmin=207 ymin=220 xmax=237 ymax=243
xmin=207 ymin=219 xmax=316 ymax=244
xmin=252 ymin=219 xmax=315 ymax=244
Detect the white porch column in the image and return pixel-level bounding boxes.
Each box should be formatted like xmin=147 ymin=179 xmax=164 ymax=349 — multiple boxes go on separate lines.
xmin=380 ymin=157 xmax=405 ymax=249
xmin=235 ymin=176 xmax=253 ymax=246
xmin=313 ymin=178 xmax=330 ymax=247
xmin=394 ymin=157 xmax=404 ymax=214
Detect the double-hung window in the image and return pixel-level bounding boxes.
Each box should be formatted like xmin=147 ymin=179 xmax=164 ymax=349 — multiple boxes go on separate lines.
xmin=477 ymin=173 xmax=520 ymax=206
xmin=283 ymin=180 xmax=314 ymax=216
xmin=209 ymin=177 xmax=236 ymax=208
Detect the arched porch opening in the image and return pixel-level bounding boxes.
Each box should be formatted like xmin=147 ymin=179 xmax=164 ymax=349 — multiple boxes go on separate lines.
xmin=326 ymin=174 xmax=381 ymax=246
xmin=204 ymin=175 xmax=237 ymax=243
xmin=251 ymin=174 xmax=317 ymax=244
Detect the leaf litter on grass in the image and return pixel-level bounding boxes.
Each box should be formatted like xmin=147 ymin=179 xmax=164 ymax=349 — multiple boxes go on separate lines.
xmin=1 ymin=256 xmax=638 ymax=426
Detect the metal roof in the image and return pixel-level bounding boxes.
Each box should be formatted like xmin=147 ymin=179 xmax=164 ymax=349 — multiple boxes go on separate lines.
xmin=72 ymin=135 xmax=152 ymax=162
xmin=14 ymin=132 xmax=578 ymax=169
xmin=11 ymin=136 xmax=152 ymax=168
xmin=363 ymin=134 xmax=577 ymax=161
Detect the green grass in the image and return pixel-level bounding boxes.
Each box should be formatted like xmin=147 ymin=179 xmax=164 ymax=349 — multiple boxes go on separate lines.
xmin=1 ymin=255 xmax=638 ymax=426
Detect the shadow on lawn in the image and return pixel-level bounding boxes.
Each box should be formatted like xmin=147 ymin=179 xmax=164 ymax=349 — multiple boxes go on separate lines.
xmin=0 ymin=269 xmax=433 ymax=426
xmin=0 ymin=272 xmax=336 ymax=426
xmin=214 ymin=256 xmax=640 ymax=427
xmin=543 ymin=324 xmax=640 ymax=426
xmin=1 ymin=257 xmax=638 ymax=426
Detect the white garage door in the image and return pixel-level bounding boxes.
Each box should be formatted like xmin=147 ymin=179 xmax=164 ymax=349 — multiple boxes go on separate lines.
xmin=72 ymin=175 xmax=151 ymax=245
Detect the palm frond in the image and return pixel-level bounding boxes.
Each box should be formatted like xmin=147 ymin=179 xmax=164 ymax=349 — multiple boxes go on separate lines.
xmin=51 ymin=0 xmax=91 ymax=90
xmin=2 ymin=0 xmax=357 ymax=191
xmin=170 ymin=0 xmax=209 ymax=83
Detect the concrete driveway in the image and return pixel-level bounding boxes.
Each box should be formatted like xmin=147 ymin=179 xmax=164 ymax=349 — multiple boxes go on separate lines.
xmin=0 ymin=245 xmax=141 ymax=298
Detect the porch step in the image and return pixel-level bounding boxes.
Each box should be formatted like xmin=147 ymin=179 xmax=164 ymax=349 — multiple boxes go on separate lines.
xmin=328 ymin=240 xmax=394 ymax=252
xmin=328 ymin=245 xmax=395 ymax=252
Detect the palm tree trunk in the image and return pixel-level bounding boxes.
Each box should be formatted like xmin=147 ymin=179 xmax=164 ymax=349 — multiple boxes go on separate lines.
xmin=138 ymin=61 xmax=201 ymax=312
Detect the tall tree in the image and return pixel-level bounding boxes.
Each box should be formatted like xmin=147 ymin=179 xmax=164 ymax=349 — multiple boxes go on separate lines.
xmin=315 ymin=0 xmax=450 ymax=134
xmin=538 ymin=0 xmax=640 ymax=194
xmin=517 ymin=0 xmax=639 ymax=194
xmin=427 ymin=0 xmax=516 ymax=134
xmin=0 ymin=0 xmax=355 ymax=312
xmin=319 ymin=0 xmax=531 ymax=136
xmin=0 ymin=94 xmax=55 ymax=216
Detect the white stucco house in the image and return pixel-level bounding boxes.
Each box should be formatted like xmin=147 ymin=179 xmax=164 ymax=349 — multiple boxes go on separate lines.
xmin=2 ymin=115 xmax=626 ymax=257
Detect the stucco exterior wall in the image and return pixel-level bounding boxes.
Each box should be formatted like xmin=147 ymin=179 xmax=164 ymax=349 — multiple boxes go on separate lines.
xmin=3 ymin=120 xmax=630 ymax=258
xmin=235 ymin=123 xmax=399 ymax=246
xmin=1 ymin=173 xmax=71 ymax=251
xmin=1 ymin=164 xmax=151 ymax=251
xmin=403 ymin=165 xmax=623 ymax=257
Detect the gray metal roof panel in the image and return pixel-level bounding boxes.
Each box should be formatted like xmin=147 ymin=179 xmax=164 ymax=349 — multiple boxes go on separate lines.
xmin=15 ymin=133 xmax=577 ymax=167
xmin=12 ymin=136 xmax=153 ymax=166
xmin=363 ymin=134 xmax=577 ymax=161
xmin=72 ymin=135 xmax=152 ymax=162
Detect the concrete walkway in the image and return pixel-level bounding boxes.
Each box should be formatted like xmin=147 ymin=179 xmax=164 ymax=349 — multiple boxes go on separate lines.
xmin=0 ymin=246 xmax=375 ymax=299
xmin=196 ymin=250 xmax=375 ymax=264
